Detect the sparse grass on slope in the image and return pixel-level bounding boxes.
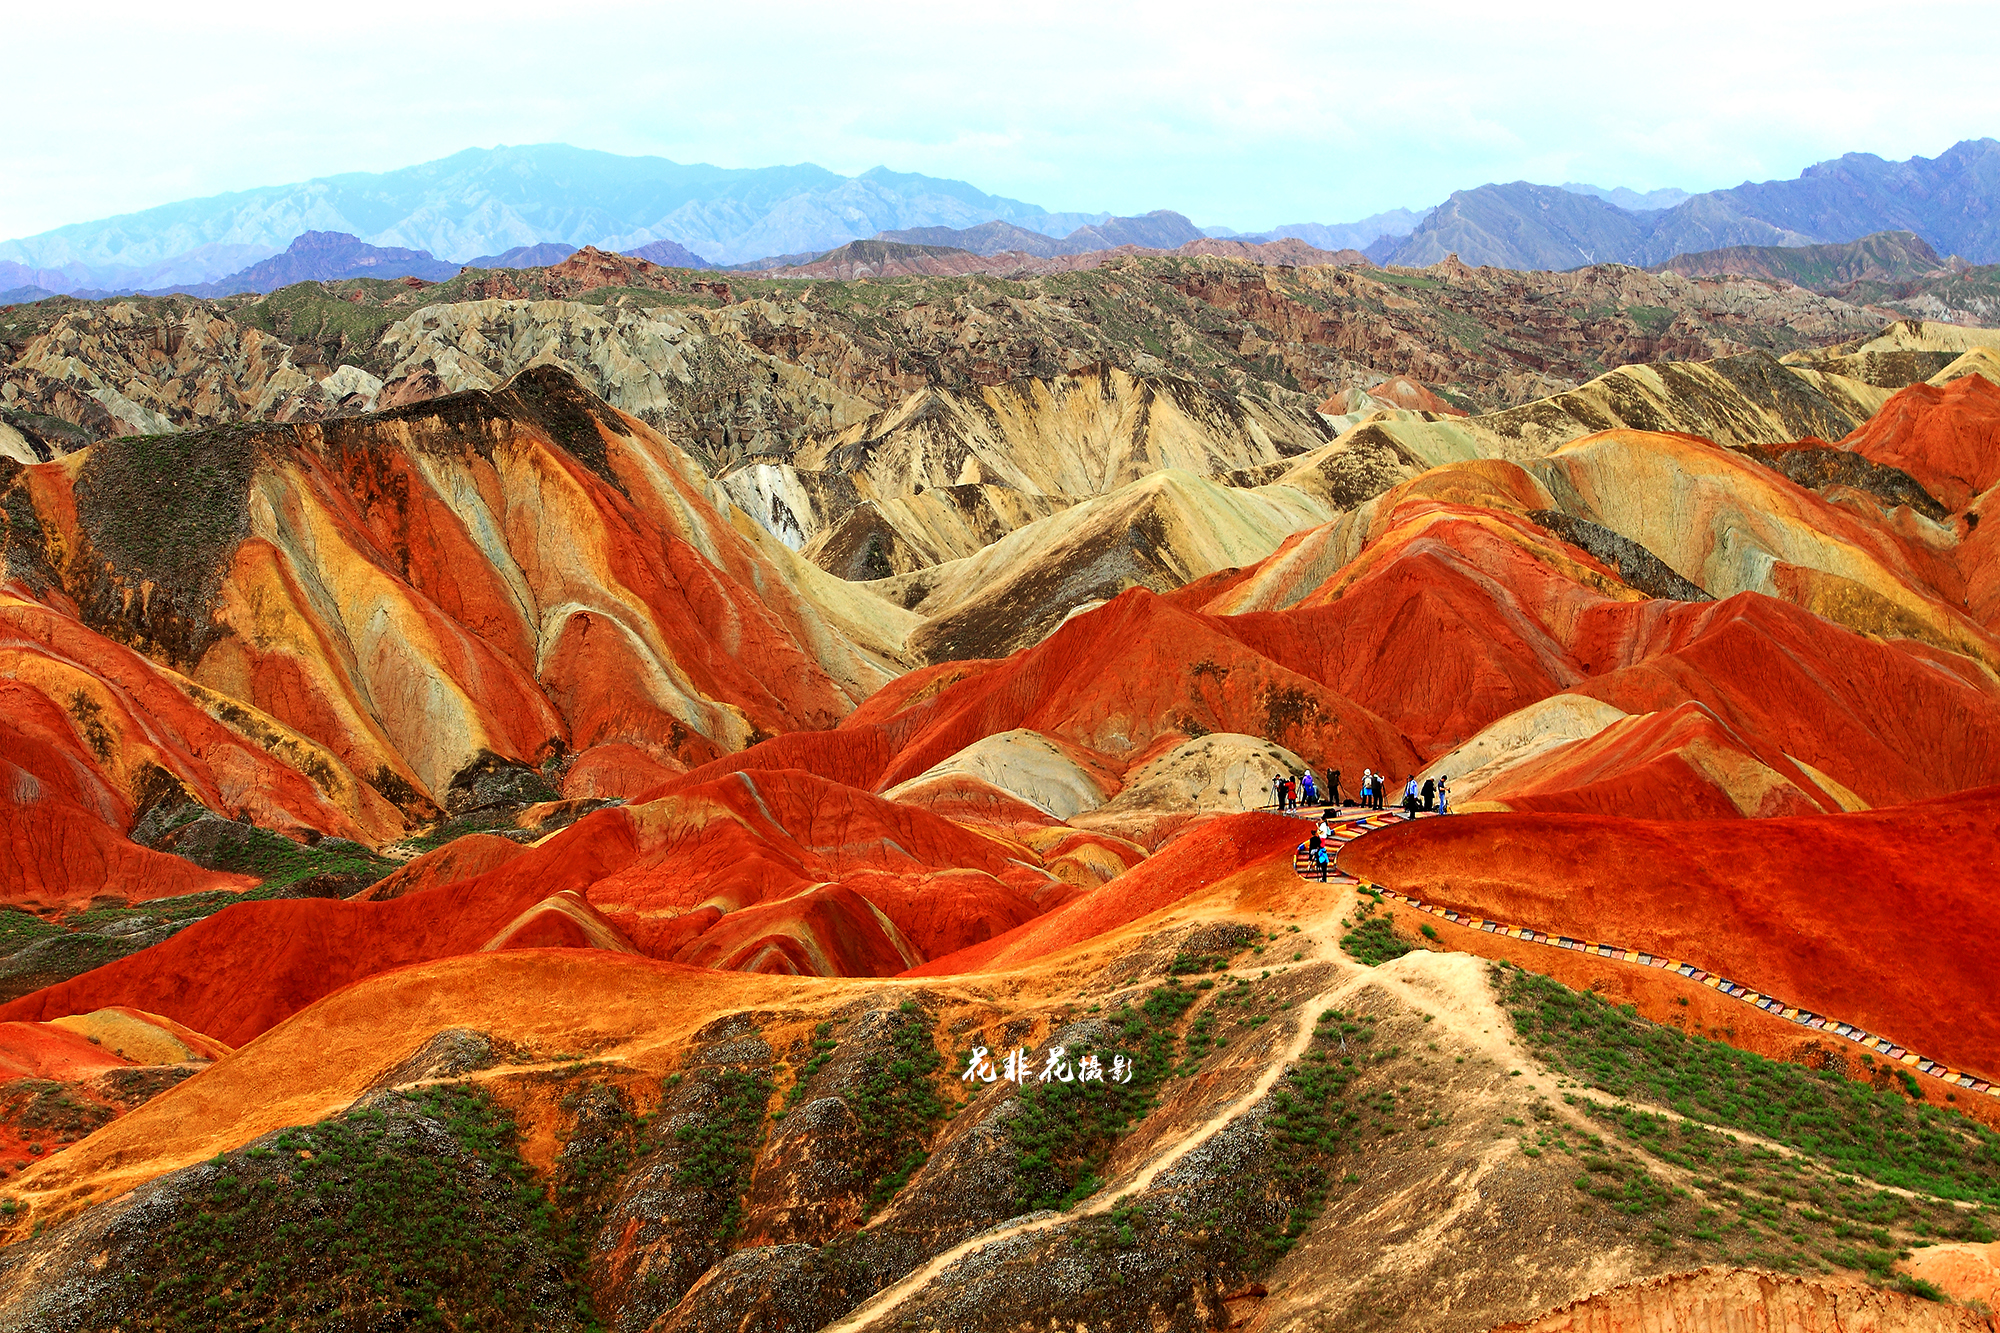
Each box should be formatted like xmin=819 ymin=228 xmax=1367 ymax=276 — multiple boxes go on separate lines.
xmin=172 ymin=822 xmax=400 ymax=892
xmin=1496 ymin=964 xmax=1999 ymax=1285
xmin=0 ymin=908 xmax=61 ymax=956
xmin=1002 ymin=980 xmax=1198 ymax=1212
xmin=1496 ymin=965 xmax=2000 ymax=1204
xmin=119 ymin=1084 xmax=590 ymax=1331
xmin=671 ymin=1067 xmax=774 ymax=1244
xmin=1340 ymin=892 xmax=1414 ymax=967
xmin=849 ymin=1001 xmax=948 ymax=1218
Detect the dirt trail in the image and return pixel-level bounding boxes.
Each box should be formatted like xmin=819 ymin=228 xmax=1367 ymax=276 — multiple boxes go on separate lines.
xmin=829 ymin=879 xmax=1573 ymax=1333
xmin=1364 ymin=940 xmax=1986 ymax=1219
xmin=826 ymin=963 xmax=1381 ymax=1332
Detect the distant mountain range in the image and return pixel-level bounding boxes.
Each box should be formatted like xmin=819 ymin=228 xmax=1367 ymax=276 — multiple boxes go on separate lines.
xmin=1561 ymin=183 xmax=1693 ymax=212
xmin=1206 ymin=208 xmax=1430 ymax=258
xmin=0 ymin=229 xmax=720 ymax=304
xmin=1388 ymin=140 xmax=2000 ymax=268
xmin=877 ymin=210 xmax=1205 ymax=257
xmin=5 ymin=138 xmax=2000 ymax=302
xmin=0 ymin=144 xmax=1109 ymax=287
xmin=756 ymin=231 xmax=1368 ymax=280
xmin=187 ymin=231 xmax=460 ymax=294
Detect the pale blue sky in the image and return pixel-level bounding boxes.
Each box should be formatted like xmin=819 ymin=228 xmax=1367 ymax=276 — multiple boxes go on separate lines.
xmin=7 ymin=0 xmax=1996 ymax=240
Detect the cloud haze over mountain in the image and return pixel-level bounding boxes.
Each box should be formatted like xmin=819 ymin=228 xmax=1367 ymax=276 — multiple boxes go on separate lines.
xmin=6 ymin=0 xmax=1996 ymax=247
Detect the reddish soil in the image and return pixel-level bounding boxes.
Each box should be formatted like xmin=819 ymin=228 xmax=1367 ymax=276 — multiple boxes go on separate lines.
xmin=1477 ymin=701 xmax=1838 ymax=819
xmin=560 ymin=743 xmax=683 ymax=800
xmin=904 ymin=813 xmax=1302 ymax=975
xmin=0 ymin=769 xmax=1060 ymax=1042
xmin=1342 ymin=788 xmax=2000 ymax=1078
xmin=858 ymin=589 xmax=1421 ymax=789
xmin=650 ymin=726 xmax=899 ymax=799
xmin=1841 ymin=375 xmax=2000 ymax=512
xmin=351 ymin=834 xmax=529 ymax=902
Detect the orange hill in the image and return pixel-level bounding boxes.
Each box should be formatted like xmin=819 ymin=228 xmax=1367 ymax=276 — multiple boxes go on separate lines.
xmin=1840 ymin=373 xmax=2000 ymax=513
xmin=1341 ymin=788 xmax=2000 ymax=1077
xmin=0 ymin=366 xmax=905 ymax=907
xmin=0 ymin=770 xmax=1067 ymax=1045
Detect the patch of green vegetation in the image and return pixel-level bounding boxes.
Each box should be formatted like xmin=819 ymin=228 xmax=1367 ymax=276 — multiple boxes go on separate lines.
xmin=399 ymin=807 xmax=537 ymax=855
xmin=555 ymin=1084 xmax=643 ymax=1224
xmin=4 ymin=1079 xmax=116 ymax=1140
xmin=1367 ymin=270 xmax=1443 ymax=290
xmin=783 ymin=1022 xmax=839 ymax=1111
xmin=1437 ymin=309 xmax=1488 ymax=351
xmin=1246 ymin=1008 xmax=1365 ymax=1261
xmin=0 ymin=906 xmax=61 ymax=956
xmin=576 ymin=285 xmax=729 ymax=311
xmin=1624 ymin=304 xmax=1676 ymax=335
xmin=1067 ymin=1197 xmax=1154 ymax=1259
xmin=74 ymin=424 xmax=267 ymax=663
xmin=1574 ymin=1150 xmax=1679 ymax=1216
xmin=67 ymin=825 xmax=399 ymax=935
xmin=1496 ymin=965 xmax=2000 ymax=1204
xmin=1895 ymin=1272 xmax=1948 ymax=1302
xmin=233 ymin=284 xmax=407 ymax=375
xmin=848 ymin=1000 xmax=948 ymax=1217
xmin=208 ymin=826 xmax=399 ymax=891
xmin=672 ymin=1068 xmax=774 ymax=1243
xmin=1554 ymin=1097 xmax=1994 ymax=1274
xmin=1168 ymin=938 xmax=1252 ymax=976
xmin=120 ymin=1084 xmax=589 ymax=1330
xmin=1006 ymin=981 xmax=1200 ymax=1212
xmin=1340 ymin=896 xmax=1413 ymax=967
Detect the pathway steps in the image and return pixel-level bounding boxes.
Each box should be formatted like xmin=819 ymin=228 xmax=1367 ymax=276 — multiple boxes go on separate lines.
xmin=1281 ymin=805 xmax=1998 ymax=1100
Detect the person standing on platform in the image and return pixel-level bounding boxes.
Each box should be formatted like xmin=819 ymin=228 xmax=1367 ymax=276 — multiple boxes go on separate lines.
xmin=1422 ymin=777 xmax=1435 ymax=812
xmin=1329 ymin=768 xmax=1343 ymax=807
xmin=1301 ymin=770 xmax=1318 ymax=805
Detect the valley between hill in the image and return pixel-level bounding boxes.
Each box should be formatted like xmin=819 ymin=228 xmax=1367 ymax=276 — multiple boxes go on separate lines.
xmin=0 ymin=246 xmax=1998 ymax=1330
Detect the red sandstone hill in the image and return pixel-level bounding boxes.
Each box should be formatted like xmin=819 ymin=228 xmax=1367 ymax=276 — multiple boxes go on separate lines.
xmin=1840 ymin=371 xmax=2000 ymax=513
xmin=0 ymin=366 xmax=908 ymax=907
xmin=1342 ymin=787 xmax=2000 ymax=1077
xmin=846 ymin=500 xmax=2000 ymax=823
xmin=903 ymin=812 xmax=1305 ymax=976
xmin=4 ymin=348 xmax=2000 ymax=1089
xmin=0 ymin=769 xmax=1069 ymax=1044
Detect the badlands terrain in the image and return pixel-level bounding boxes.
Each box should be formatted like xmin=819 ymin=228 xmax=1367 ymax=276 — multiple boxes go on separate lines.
xmin=0 ymin=243 xmax=1997 ymax=1331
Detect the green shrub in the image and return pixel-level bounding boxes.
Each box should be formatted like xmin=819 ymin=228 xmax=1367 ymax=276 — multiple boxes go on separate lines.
xmin=118 ymin=1084 xmax=585 ymax=1330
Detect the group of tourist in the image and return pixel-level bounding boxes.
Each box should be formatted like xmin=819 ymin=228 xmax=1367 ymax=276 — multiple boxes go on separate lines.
xmin=1281 ymin=763 xmax=1454 ymax=883
xmin=1271 ymin=767 xmax=1451 ymax=816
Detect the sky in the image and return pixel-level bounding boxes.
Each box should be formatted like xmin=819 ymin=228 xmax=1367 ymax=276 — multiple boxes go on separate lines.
xmin=6 ymin=0 xmax=1998 ymax=241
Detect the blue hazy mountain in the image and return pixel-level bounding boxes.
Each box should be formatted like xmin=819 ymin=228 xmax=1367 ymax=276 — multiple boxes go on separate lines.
xmin=0 ymin=144 xmax=1112 ymax=288
xmin=12 ymin=138 xmax=2000 ymax=296
xmin=1390 ymin=140 xmax=2000 ymax=269
xmin=1559 ymin=183 xmax=1692 ymax=211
